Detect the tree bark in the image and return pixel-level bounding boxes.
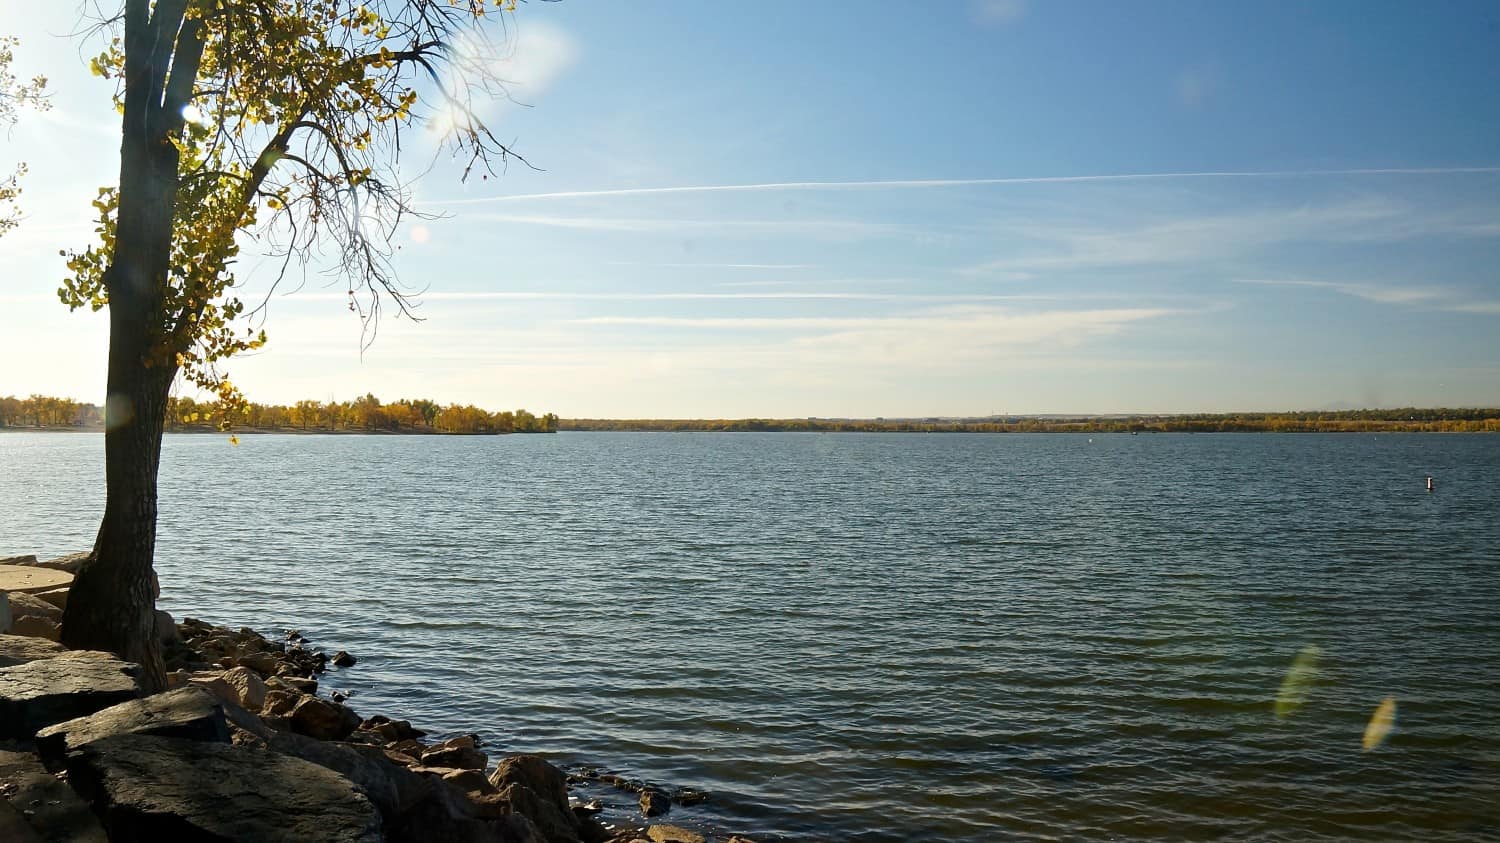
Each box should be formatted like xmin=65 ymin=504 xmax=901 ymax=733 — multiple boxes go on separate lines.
xmin=60 ymin=0 xmax=188 ymax=694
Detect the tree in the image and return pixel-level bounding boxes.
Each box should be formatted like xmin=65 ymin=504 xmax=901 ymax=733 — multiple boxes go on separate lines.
xmin=0 ymin=36 xmax=49 ymax=236
xmin=59 ymin=0 xmax=531 ymax=690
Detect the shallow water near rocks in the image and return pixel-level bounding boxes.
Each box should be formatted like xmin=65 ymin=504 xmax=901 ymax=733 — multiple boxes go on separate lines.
xmin=3 ymin=431 xmax=1498 ymax=841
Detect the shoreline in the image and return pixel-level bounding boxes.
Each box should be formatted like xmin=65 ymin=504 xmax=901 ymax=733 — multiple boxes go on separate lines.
xmin=0 ymin=551 xmax=757 ymax=843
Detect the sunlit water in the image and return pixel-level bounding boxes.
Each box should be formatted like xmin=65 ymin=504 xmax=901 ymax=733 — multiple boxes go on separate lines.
xmin=2 ymin=431 xmax=1498 ymax=841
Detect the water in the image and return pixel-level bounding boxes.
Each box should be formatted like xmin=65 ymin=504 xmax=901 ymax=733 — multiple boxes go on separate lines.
xmin=2 ymin=431 xmax=1498 ymax=841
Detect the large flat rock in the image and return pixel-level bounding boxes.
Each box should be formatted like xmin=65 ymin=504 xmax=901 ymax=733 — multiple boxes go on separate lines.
xmin=35 ymin=686 xmax=229 ymax=766
xmin=0 ymin=652 xmax=141 ymax=739
xmin=0 ymin=635 xmax=69 ymax=667
xmin=65 ymin=734 xmax=382 ymax=842
xmin=0 ymin=749 xmax=108 ymax=842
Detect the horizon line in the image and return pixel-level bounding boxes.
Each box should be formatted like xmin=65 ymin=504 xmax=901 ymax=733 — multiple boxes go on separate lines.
xmin=427 ymin=167 xmax=1500 ymax=205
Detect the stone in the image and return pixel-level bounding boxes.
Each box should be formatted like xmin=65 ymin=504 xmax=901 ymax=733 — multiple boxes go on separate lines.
xmin=35 ymin=686 xmax=229 ymax=766
xmin=0 ymin=633 xmax=68 ymax=667
xmin=672 ymin=788 xmax=708 ymax=806
xmin=260 ymin=688 xmax=302 ymax=717
xmin=490 ymin=755 xmax=573 ymax=812
xmin=0 ymin=554 xmax=39 ymax=566
xmin=288 ymin=694 xmax=362 ymax=740
xmin=153 ymin=610 xmax=178 ymax=644
xmin=234 ymin=650 xmax=281 ymax=676
xmin=442 ymin=767 xmax=498 ymax=796
xmin=202 ymin=666 xmax=268 ymax=712
xmin=645 ymin=826 xmax=704 ymax=843
xmin=34 ymin=552 xmax=90 ymax=574
xmin=332 ymin=650 xmax=357 ymax=667
xmin=422 ymin=737 xmax=488 ymax=771
xmin=0 ymin=749 xmax=108 ymax=842
xmin=65 ymin=734 xmax=381 ymax=842
xmin=6 ymin=592 xmax=61 ymax=622
xmin=280 ymin=675 xmax=318 ymax=694
xmin=269 ymin=731 xmax=434 ymax=823
xmin=487 ymin=755 xmax=583 ymax=843
xmin=388 ymin=776 xmax=547 ymax=843
xmin=33 ymin=588 xmax=69 ymax=611
xmin=639 ymin=789 xmax=670 ymax=818
xmin=0 ymin=652 xmax=141 ymax=739
xmin=10 ymin=615 xmax=60 ymax=642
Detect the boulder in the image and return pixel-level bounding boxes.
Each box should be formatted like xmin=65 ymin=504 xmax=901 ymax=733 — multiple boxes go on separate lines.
xmin=422 ymin=736 xmax=487 ymax=771
xmin=6 ymin=592 xmax=61 ymax=622
xmin=0 ymin=554 xmax=39 ymax=566
xmin=260 ymin=688 xmax=302 ymax=717
xmin=35 ymin=686 xmax=229 ymax=766
xmin=639 ymin=789 xmax=671 ymax=818
xmin=33 ymin=587 xmax=69 ymax=611
xmin=10 ymin=615 xmax=60 ymax=642
xmin=201 ymin=666 xmax=268 ymax=712
xmin=0 ymin=749 xmax=108 ymax=842
xmin=234 ymin=650 xmax=281 ymax=676
xmin=0 ymin=652 xmax=141 ymax=739
xmin=153 ymin=610 xmax=178 ymax=644
xmin=487 ymin=755 xmax=583 ymax=843
xmin=268 ymin=730 xmax=434 ymax=823
xmin=288 ymin=694 xmax=362 ymax=741
xmin=388 ymin=776 xmax=546 ymax=843
xmin=645 ymin=826 xmax=704 ymax=843
xmin=65 ymin=734 xmax=382 ymax=842
xmin=34 ymin=552 xmax=90 ymax=574
xmin=332 ymin=650 xmax=357 ymax=667
xmin=0 ymin=633 xmax=68 ymax=667
xmin=442 ymin=767 xmax=498 ymax=797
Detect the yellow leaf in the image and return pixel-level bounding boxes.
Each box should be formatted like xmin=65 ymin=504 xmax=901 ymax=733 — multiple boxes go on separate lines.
xmin=1362 ymin=697 xmax=1397 ymax=751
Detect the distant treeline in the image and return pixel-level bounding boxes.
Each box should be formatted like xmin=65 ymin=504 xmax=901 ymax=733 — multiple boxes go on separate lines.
xmin=561 ymin=409 xmax=1500 ymax=434
xmin=0 ymin=394 xmax=557 ymax=435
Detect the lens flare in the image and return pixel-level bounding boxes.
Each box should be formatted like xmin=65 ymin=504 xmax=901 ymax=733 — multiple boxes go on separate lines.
xmin=1362 ymin=697 xmax=1397 ymax=751
xmin=1275 ymin=644 xmax=1322 ymax=719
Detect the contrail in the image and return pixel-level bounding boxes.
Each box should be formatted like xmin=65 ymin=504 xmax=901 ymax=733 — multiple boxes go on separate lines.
xmin=429 ymin=167 xmax=1500 ymax=205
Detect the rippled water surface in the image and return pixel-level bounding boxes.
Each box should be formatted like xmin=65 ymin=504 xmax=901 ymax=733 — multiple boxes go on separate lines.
xmin=2 ymin=431 xmax=1498 ymax=841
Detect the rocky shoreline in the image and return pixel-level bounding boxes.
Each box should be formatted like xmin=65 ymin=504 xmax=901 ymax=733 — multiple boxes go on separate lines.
xmin=1 ymin=551 xmax=761 ymax=843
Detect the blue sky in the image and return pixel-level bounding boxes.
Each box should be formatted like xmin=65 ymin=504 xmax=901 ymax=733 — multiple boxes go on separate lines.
xmin=2 ymin=0 xmax=1498 ymax=416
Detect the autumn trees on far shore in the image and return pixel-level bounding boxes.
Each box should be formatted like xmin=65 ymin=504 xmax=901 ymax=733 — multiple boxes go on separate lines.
xmin=0 ymin=393 xmax=557 ymax=434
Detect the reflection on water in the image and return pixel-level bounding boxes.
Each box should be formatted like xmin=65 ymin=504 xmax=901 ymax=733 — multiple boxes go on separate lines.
xmin=2 ymin=431 xmax=1498 ymax=841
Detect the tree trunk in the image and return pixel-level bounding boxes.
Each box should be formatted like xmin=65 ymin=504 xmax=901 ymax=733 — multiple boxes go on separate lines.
xmin=60 ymin=0 xmax=187 ymax=693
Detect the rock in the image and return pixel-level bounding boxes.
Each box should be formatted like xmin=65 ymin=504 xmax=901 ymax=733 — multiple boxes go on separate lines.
xmin=645 ymin=826 xmax=704 ymax=843
xmin=363 ymin=715 xmax=422 ymax=741
xmin=260 ymin=688 xmax=302 ymax=717
xmin=288 ymin=694 xmax=362 ymax=741
xmin=280 ymin=675 xmax=319 ymax=694
xmin=488 ymin=755 xmax=583 ymax=843
xmin=234 ymin=650 xmax=281 ymax=676
xmin=0 ymin=554 xmax=39 ymax=566
xmin=0 ymin=634 xmax=68 ymax=667
xmin=388 ymin=776 xmax=547 ymax=843
xmin=0 ymin=652 xmax=141 ymax=739
xmin=6 ymin=592 xmax=61 ymax=622
xmin=639 ymin=789 xmax=671 ymax=818
xmin=269 ymin=731 xmax=434 ymax=824
xmin=153 ymin=610 xmax=178 ymax=644
xmin=10 ymin=615 xmax=60 ymax=642
xmin=35 ymin=685 xmax=229 ymax=766
xmin=65 ymin=734 xmax=381 ymax=841
xmin=571 ymin=798 xmax=604 ymax=816
xmin=672 ymin=788 xmax=708 ymax=806
xmin=0 ymin=749 xmax=108 ymax=842
xmin=332 ymin=650 xmax=357 ymax=667
xmin=442 ymin=767 xmax=498 ymax=796
xmin=33 ymin=587 xmax=69 ymax=611
xmin=422 ymin=736 xmax=487 ymax=771
xmin=490 ymin=755 xmax=573 ymax=812
xmin=33 ymin=552 xmax=90 ymax=574
xmin=0 ymin=594 xmax=9 ymax=635
xmin=201 ymin=665 xmax=269 ymax=712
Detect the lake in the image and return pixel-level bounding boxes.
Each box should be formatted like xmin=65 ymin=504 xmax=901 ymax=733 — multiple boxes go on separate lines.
xmin=2 ymin=431 xmax=1497 ymax=841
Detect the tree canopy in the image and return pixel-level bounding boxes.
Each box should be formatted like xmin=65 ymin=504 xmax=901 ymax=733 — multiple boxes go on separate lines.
xmin=58 ymin=0 xmax=539 ymax=690
xmin=0 ymin=36 xmax=49 ymax=237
